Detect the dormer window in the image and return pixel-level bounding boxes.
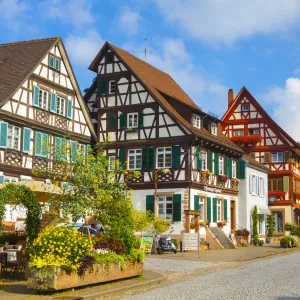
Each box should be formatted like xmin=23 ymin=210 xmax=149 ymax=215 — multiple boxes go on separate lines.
xmin=211 ymin=123 xmax=217 ymax=135
xmin=242 ymin=104 xmax=249 ymax=111
xmin=192 ymin=114 xmax=201 ymax=129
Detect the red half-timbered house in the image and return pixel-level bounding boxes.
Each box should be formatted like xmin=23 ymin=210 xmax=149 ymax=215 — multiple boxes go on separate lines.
xmin=222 ymin=87 xmax=300 ymax=236
xmin=84 ymin=42 xmax=246 ymax=238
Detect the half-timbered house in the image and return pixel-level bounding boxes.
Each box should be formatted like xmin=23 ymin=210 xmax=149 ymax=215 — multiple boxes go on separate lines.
xmin=222 ymin=87 xmax=300 ymax=237
xmin=0 ymin=37 xmax=96 ymax=221
xmin=84 ymin=42 xmax=246 ymax=238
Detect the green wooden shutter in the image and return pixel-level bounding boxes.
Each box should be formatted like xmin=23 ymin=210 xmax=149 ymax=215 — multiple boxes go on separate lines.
xmin=55 ymin=58 xmax=60 ymax=71
xmin=264 ymin=152 xmax=270 ymax=163
xmin=138 ymin=111 xmax=144 ymax=128
xmin=107 ymin=114 xmax=117 ymax=129
xmin=49 ymin=55 xmax=55 ymax=68
xmin=119 ymin=148 xmax=126 ymax=166
xmin=97 ymin=79 xmax=107 ymax=94
xmin=284 ymin=151 xmax=290 ymax=162
xmin=194 ymin=195 xmax=200 ymax=210
xmin=196 ymin=146 xmax=202 ymax=170
xmin=224 ymin=199 xmax=228 ymax=221
xmin=283 ymin=176 xmax=290 ymax=192
xmin=35 ymin=132 xmax=42 ymax=156
xmin=214 ymin=153 xmax=219 ymax=175
xmin=206 ymin=197 xmax=212 ymax=222
xmin=237 ymin=159 xmax=246 ymax=179
xmin=54 ymin=137 xmax=61 ymax=160
xmin=0 ymin=122 xmax=8 ymax=149
xmin=50 ymin=92 xmax=57 ymax=113
xmin=66 ymin=99 xmax=72 ymax=119
xmin=107 ymin=52 xmax=114 ymax=63
xmin=70 ymin=140 xmax=77 ymax=163
xmin=149 ymin=146 xmax=155 ymax=169
xmin=142 ymin=146 xmax=149 ymax=170
xmin=173 ymin=194 xmax=181 ymax=221
xmin=146 ymin=195 xmax=154 ymax=213
xmin=172 ymin=145 xmax=181 ymax=168
xmin=33 ymin=86 xmax=40 ymax=107
xmin=227 ymin=157 xmax=232 ymax=178
xmin=86 ymin=144 xmax=92 ymax=157
xmin=0 ymin=175 xmax=4 ymax=184
xmin=22 ymin=127 xmax=31 ymax=154
xmin=207 ymin=151 xmax=213 ymax=172
xmin=120 ymin=113 xmax=127 ymax=129
xmin=41 ymin=133 xmax=48 ymax=158
xmin=213 ymin=198 xmax=217 ymax=222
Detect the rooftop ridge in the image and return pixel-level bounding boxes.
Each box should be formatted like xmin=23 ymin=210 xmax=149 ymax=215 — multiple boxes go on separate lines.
xmin=0 ymin=37 xmax=59 ymax=48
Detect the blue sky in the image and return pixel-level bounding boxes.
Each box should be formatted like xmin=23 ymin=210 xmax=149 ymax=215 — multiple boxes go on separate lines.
xmin=2 ymin=0 xmax=300 ymax=140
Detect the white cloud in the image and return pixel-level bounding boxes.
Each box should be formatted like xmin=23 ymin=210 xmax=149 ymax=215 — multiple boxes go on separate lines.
xmin=40 ymin=0 xmax=94 ymax=28
xmin=123 ymin=38 xmax=228 ymax=117
xmin=117 ymin=8 xmax=141 ymax=35
xmin=261 ymin=78 xmax=300 ymax=141
xmin=154 ymin=0 xmax=300 ymax=45
xmin=65 ymin=30 xmax=104 ymax=67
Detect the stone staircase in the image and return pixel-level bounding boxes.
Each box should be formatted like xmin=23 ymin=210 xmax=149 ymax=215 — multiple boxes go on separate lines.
xmin=208 ymin=227 xmax=236 ymax=249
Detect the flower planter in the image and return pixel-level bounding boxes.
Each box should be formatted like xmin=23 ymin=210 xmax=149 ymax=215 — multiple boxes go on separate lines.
xmin=266 ymin=237 xmax=274 ymax=243
xmin=280 ymin=241 xmax=289 ymax=248
xmin=27 ymin=261 xmax=143 ymax=291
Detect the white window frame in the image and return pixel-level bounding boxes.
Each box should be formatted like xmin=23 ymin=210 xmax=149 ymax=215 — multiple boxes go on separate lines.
xmin=7 ymin=124 xmax=21 ymax=151
xmin=158 ymin=195 xmax=173 ymax=221
xmin=127 ymin=113 xmax=138 ymax=128
xmin=56 ymin=96 xmax=66 ymax=116
xmin=251 ymin=175 xmax=257 ymax=195
xmin=272 ymin=152 xmax=283 ymax=163
xmin=232 ymin=160 xmax=237 ymax=178
xmin=201 ymin=151 xmax=207 ymax=171
xmin=128 ymin=149 xmax=142 ymax=170
xmin=219 ymin=156 xmax=224 ymax=175
xmin=108 ymin=80 xmax=116 ymax=94
xmin=4 ymin=176 xmax=18 ymax=183
xmin=242 ymin=104 xmax=249 ymax=111
xmin=192 ymin=114 xmax=201 ymax=129
xmin=233 ymin=130 xmax=244 ymax=136
xmin=156 ymin=147 xmax=172 ymax=168
xmin=259 ymin=177 xmax=264 ymax=196
xmin=38 ymin=89 xmax=48 ymax=110
xmin=108 ymin=156 xmax=116 ymax=171
xmin=217 ymin=199 xmax=222 ymax=222
xmin=199 ymin=197 xmax=205 ymax=221
xmin=211 ymin=123 xmax=217 ymax=135
xmin=250 ymin=129 xmax=259 ymax=135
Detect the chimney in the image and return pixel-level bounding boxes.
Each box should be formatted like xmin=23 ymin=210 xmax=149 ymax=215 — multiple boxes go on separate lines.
xmin=228 ymin=89 xmax=234 ymax=108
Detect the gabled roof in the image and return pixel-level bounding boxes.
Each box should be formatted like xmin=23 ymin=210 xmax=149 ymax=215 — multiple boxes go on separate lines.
xmin=0 ymin=37 xmax=58 ymax=106
xmin=243 ymin=154 xmax=270 ymax=172
xmin=222 ymin=86 xmax=299 ymax=149
xmin=88 ymin=42 xmax=243 ymax=154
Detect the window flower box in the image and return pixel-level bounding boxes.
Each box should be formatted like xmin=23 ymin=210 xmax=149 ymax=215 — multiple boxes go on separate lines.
xmin=230 ymin=134 xmax=262 ymax=146
xmin=268 ymin=191 xmax=285 ymax=201
xmin=217 ymin=175 xmax=228 ymax=186
xmin=231 ymin=178 xmax=240 ymax=189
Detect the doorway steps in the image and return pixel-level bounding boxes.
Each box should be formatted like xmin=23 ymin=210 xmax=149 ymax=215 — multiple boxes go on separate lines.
xmin=208 ymin=227 xmax=236 ymax=249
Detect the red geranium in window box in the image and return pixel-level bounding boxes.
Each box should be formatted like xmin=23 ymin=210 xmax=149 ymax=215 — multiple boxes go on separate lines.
xmin=230 ymin=134 xmax=262 ymax=145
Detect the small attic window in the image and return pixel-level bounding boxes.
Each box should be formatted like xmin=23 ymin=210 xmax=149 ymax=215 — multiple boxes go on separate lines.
xmin=107 ymin=52 xmax=114 ymax=64
xmin=192 ymin=114 xmax=201 ymax=129
xmin=211 ymin=122 xmax=217 ymax=135
xmin=242 ymin=104 xmax=249 ymax=111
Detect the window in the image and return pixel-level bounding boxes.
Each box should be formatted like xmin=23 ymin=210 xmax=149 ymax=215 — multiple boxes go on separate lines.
xmin=233 ymin=130 xmax=244 ymax=136
xmin=258 ymin=215 xmax=264 ymax=234
xmin=242 ymin=104 xmax=249 ymax=111
xmin=56 ymin=96 xmax=66 ymax=116
xmin=259 ymin=177 xmax=264 ymax=196
xmin=108 ymin=156 xmax=116 ymax=171
xmin=109 ymin=80 xmax=116 ymax=94
xmin=77 ymin=143 xmax=86 ymax=153
xmin=211 ymin=123 xmax=217 ymax=135
xmin=273 ymin=211 xmax=283 ymax=232
xmin=272 ymin=152 xmax=283 ymax=162
xmin=55 ymin=58 xmax=60 ymax=72
xmin=8 ymin=125 xmax=21 ymax=150
xmin=192 ymin=114 xmax=201 ymax=129
xmin=4 ymin=177 xmax=18 ymax=183
xmin=232 ymin=160 xmax=237 ymax=178
xmin=251 ymin=175 xmax=257 ymax=194
xmin=219 ymin=156 xmax=224 ymax=175
xmin=38 ymin=89 xmax=48 ymax=110
xmin=157 ymin=147 xmax=172 ymax=168
xmin=127 ymin=113 xmax=138 ymax=128
xmin=269 ymin=178 xmax=283 ymax=191
xmin=201 ymin=152 xmax=207 ymax=171
xmin=199 ymin=197 xmax=205 ymax=221
xmin=128 ymin=149 xmax=142 ymax=170
xmin=158 ymin=196 xmax=173 ymax=221
xmin=249 ymin=129 xmax=259 ymax=135
xmin=217 ymin=199 xmax=222 ymax=222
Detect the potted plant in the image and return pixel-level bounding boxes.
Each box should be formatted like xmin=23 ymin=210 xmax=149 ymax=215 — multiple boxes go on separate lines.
xmin=280 ymin=236 xmax=291 ymax=248
xmin=217 ymin=220 xmax=227 ymax=229
xmin=266 ymin=213 xmax=274 ymax=243
xmin=284 ymin=222 xmax=297 ymax=236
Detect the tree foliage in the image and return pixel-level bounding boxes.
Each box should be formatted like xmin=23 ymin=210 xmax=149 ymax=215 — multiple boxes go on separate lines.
xmin=150 ymin=216 xmax=171 ymax=235
xmin=132 ymin=209 xmax=153 ymax=236
xmin=252 ymin=205 xmax=259 ymax=244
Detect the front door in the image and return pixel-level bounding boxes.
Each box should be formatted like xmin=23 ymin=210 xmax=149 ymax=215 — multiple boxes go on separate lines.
xmin=230 ymin=201 xmax=236 ymax=231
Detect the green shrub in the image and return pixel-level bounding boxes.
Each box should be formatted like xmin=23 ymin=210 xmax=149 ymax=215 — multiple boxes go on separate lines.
xmin=267 ymin=213 xmax=274 ymax=237
xmin=172 ymin=239 xmax=178 ymax=249
xmin=252 ymin=206 xmax=259 ymax=245
xmin=280 ymin=235 xmax=298 ymax=247
xmin=258 ymin=240 xmax=264 ymax=246
xmin=129 ymin=248 xmax=145 ymax=263
xmin=284 ymin=222 xmax=297 ymax=235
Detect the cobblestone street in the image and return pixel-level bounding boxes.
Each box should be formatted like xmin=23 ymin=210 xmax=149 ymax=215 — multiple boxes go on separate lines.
xmin=126 ymin=252 xmax=300 ymax=300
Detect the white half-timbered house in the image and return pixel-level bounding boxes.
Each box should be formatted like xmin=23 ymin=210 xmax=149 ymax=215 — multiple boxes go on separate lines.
xmin=0 ymin=37 xmax=96 ymax=221
xmin=222 ymin=87 xmax=300 ymax=237
xmin=84 ymin=42 xmax=246 ymax=237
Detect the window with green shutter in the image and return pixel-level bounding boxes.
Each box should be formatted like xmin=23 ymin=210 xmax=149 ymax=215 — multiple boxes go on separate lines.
xmin=66 ymin=99 xmax=72 ymax=119
xmin=0 ymin=122 xmax=8 ymax=149
xmin=118 ymin=148 xmax=126 ymax=166
xmin=284 ymin=151 xmax=290 ymax=162
xmin=54 ymin=137 xmax=66 ymax=161
xmin=23 ymin=127 xmax=31 ymax=154
xmin=35 ymin=132 xmax=42 ymax=156
xmin=49 ymin=55 xmax=55 ymax=68
xmin=227 ymin=157 xmax=232 ymax=178
xmin=33 ymin=86 xmax=40 ymax=107
xmin=70 ymin=140 xmax=77 ymax=163
xmin=237 ymin=159 xmax=246 ymax=179
xmin=172 ymin=145 xmax=181 ymax=168
xmin=107 ymin=114 xmax=117 ymax=130
xmin=194 ymin=195 xmax=200 ymax=210
xmin=206 ymin=197 xmax=212 ymax=222
xmin=50 ymin=92 xmax=57 ymax=113
xmin=86 ymin=144 xmax=92 ymax=157
xmin=264 ymin=152 xmax=270 ymax=163
xmin=55 ymin=58 xmax=60 ymax=71
xmin=97 ymin=79 xmax=107 ymax=95
xmin=173 ymin=194 xmax=181 ymax=221
xmin=146 ymin=195 xmax=154 ymax=213
xmin=214 ymin=153 xmax=219 ymax=175
xmin=120 ymin=113 xmax=127 ymax=129
xmin=283 ymin=176 xmax=290 ymax=192
xmin=149 ymin=146 xmax=155 ymax=169
xmin=41 ymin=133 xmax=48 ymax=158
xmin=142 ymin=147 xmax=149 ymax=170
xmin=207 ymin=151 xmax=213 ymax=172
xmin=0 ymin=175 xmax=4 ymax=184
xmin=224 ymin=199 xmax=228 ymax=221
xmin=213 ymin=198 xmax=217 ymax=222
xmin=138 ymin=111 xmax=144 ymax=128
xmin=196 ymin=146 xmax=202 ymax=170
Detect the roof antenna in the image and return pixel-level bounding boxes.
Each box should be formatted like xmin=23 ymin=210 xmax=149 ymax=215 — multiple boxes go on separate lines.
xmin=142 ymin=38 xmax=154 ymax=62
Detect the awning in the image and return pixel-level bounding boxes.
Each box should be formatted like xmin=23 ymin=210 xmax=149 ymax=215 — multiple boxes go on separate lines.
xmin=256 ymin=205 xmax=271 ymax=215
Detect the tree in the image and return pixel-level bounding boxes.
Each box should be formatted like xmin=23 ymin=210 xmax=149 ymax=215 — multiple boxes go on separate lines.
xmin=132 ymin=209 xmax=152 ymax=236
xmin=252 ymin=205 xmax=259 ymax=245
xmin=150 ymin=216 xmax=171 ymax=235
